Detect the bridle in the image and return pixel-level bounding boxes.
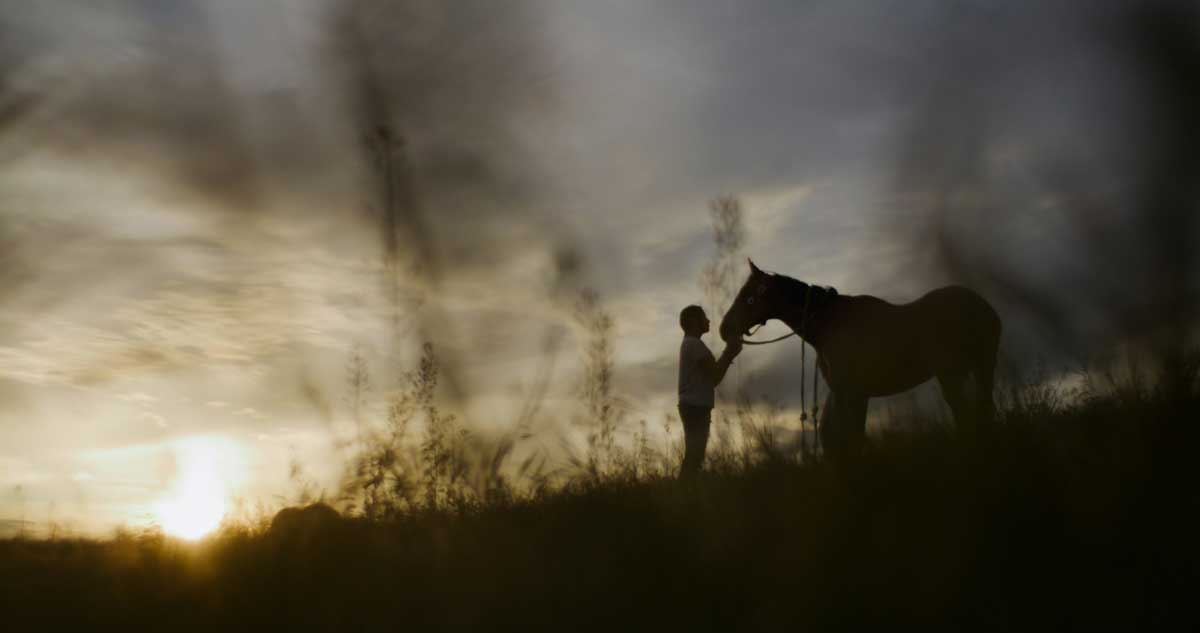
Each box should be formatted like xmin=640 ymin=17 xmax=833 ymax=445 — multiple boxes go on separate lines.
xmin=738 ymin=283 xmax=812 ymax=346
xmin=737 ymin=282 xmax=823 ymax=430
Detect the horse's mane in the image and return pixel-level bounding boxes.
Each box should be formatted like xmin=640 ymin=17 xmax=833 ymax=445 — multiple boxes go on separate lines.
xmin=774 ymin=274 xmax=838 ymax=310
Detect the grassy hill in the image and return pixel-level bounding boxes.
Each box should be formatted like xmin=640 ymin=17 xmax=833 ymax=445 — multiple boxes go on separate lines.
xmin=3 ymin=360 xmax=1198 ymax=632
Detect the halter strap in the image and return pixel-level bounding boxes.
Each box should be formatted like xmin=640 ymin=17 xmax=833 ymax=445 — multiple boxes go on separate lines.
xmin=739 ymin=283 xmax=813 ymax=345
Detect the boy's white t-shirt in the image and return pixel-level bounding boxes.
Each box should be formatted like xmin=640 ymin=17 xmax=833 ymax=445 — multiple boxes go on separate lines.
xmin=678 ymin=335 xmax=716 ymax=408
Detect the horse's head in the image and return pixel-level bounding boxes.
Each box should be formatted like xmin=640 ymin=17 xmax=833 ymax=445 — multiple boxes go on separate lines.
xmin=720 ymin=259 xmax=784 ymax=343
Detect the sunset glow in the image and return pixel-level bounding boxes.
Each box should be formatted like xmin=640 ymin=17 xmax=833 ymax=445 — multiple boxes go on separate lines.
xmin=154 ymin=437 xmax=247 ymax=540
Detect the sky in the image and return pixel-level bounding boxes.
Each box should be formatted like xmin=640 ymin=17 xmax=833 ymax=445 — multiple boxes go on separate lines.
xmin=1 ymin=0 xmax=1196 ymax=536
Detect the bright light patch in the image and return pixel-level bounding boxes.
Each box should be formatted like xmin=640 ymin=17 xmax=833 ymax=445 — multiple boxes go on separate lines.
xmin=154 ymin=436 xmax=247 ymax=540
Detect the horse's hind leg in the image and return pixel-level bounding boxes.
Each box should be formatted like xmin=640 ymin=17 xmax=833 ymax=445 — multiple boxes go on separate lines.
xmin=975 ymin=346 xmax=998 ymax=426
xmin=937 ymin=373 xmax=972 ymax=432
xmin=843 ymin=394 xmax=868 ymax=456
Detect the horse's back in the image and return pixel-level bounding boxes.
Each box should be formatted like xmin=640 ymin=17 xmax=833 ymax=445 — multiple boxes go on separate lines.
xmin=911 ymin=285 xmax=1001 ymax=368
xmin=847 ymin=285 xmax=999 ymax=339
xmin=914 ymin=285 xmax=1000 ymax=335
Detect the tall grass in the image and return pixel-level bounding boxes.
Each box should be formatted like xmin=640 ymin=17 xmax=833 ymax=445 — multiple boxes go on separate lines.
xmin=338 ymin=342 xmax=479 ymax=517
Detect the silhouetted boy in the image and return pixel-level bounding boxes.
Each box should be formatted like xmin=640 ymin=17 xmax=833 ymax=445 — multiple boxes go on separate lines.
xmin=677 ymin=305 xmax=741 ymax=478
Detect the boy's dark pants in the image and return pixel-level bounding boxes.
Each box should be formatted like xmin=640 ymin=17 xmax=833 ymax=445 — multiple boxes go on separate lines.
xmin=678 ymin=404 xmax=712 ymax=478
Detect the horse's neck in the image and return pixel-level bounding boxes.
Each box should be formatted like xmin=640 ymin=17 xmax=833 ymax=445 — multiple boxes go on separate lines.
xmin=780 ymin=310 xmax=819 ymax=348
xmin=779 ymin=286 xmax=832 ymax=349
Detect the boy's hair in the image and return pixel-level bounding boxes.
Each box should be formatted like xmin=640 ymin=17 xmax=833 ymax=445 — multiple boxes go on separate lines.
xmin=679 ymin=305 xmax=705 ymax=332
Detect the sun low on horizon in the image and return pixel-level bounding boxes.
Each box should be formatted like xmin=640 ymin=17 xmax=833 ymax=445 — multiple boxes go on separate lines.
xmin=153 ymin=436 xmax=249 ymax=541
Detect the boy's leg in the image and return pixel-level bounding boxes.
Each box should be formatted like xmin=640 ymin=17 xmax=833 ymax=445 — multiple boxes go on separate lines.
xmin=678 ymin=405 xmax=712 ymax=478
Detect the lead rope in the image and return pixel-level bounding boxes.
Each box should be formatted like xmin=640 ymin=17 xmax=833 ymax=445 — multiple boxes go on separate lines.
xmin=800 ymin=286 xmax=820 ymax=456
xmin=795 ymin=287 xmax=817 ymax=456
xmin=800 ymin=338 xmax=807 ymax=424
xmin=800 ymin=341 xmax=821 ymax=458
xmin=812 ymin=348 xmax=820 ymax=455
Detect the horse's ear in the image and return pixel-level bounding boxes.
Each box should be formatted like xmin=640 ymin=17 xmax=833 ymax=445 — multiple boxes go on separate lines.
xmin=748 ymin=259 xmax=763 ymax=276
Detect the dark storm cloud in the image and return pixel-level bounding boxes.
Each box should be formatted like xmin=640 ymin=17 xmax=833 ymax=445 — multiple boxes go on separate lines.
xmin=329 ymin=0 xmax=567 ymax=275
xmin=665 ymin=2 xmax=927 ymax=183
xmin=0 ymin=0 xmax=563 ymax=238
xmin=0 ymin=1 xmax=263 ymax=205
xmin=555 ymin=1 xmax=928 ymax=207
xmin=883 ymin=0 xmax=1200 ymax=362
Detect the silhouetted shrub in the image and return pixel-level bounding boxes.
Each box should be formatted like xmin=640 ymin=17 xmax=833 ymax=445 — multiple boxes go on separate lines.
xmin=267 ymin=503 xmax=343 ymax=549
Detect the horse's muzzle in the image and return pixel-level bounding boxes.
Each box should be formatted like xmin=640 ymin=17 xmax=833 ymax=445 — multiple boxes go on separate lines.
xmin=719 ymin=319 xmax=751 ymax=343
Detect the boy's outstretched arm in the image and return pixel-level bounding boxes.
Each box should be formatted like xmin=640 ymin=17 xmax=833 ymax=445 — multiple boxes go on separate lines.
xmin=709 ymin=341 xmax=743 ymax=387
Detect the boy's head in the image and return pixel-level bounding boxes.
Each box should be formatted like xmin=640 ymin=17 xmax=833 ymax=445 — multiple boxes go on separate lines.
xmin=679 ymin=305 xmax=709 ymax=336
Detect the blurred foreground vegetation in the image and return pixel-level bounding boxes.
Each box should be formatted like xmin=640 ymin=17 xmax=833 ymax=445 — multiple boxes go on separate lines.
xmin=2 ymin=354 xmax=1198 ymax=632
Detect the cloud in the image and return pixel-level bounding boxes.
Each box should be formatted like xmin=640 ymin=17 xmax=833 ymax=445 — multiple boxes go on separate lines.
xmin=234 ymin=407 xmax=263 ymax=419
xmin=118 ymin=392 xmax=157 ymax=405
xmin=139 ymin=412 xmax=168 ymax=429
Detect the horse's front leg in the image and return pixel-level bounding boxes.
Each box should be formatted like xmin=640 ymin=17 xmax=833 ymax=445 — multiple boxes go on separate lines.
xmin=841 ymin=392 xmax=868 ymax=457
xmin=820 ymin=391 xmax=868 ymax=461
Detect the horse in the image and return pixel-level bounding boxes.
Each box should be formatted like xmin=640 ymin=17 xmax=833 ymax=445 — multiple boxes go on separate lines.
xmin=719 ymin=260 xmax=1001 ymax=459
